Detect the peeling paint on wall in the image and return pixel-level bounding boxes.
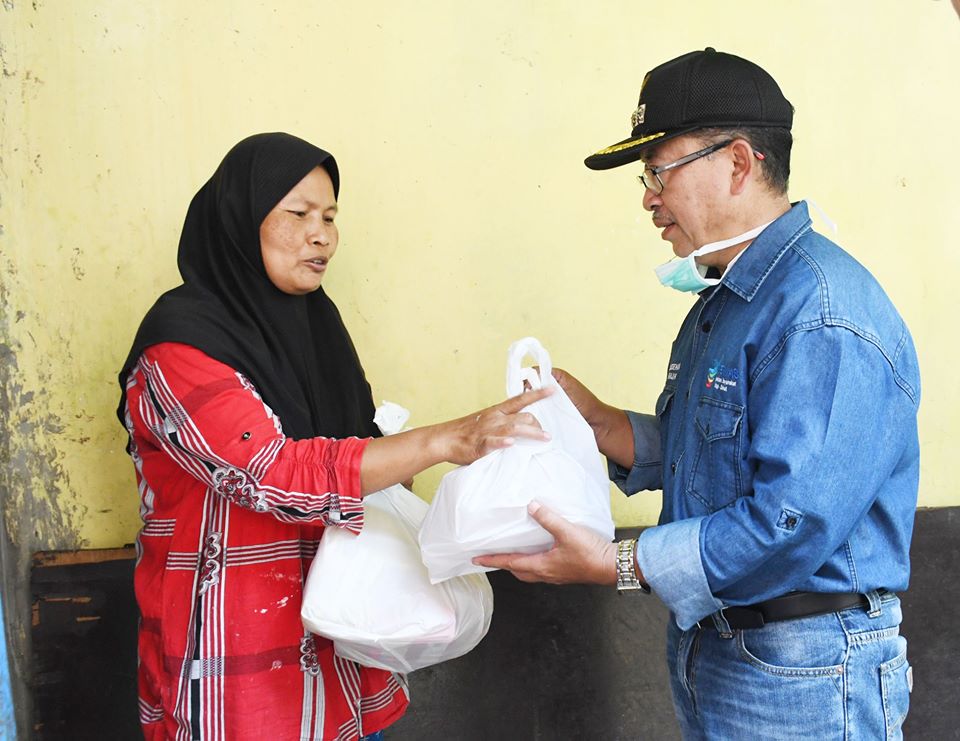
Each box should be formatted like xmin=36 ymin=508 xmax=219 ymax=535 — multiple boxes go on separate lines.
xmin=0 ymin=337 xmax=88 ymax=552
xmin=0 ymin=275 xmax=90 ymax=554
xmin=1 ymin=232 xmax=90 ymax=554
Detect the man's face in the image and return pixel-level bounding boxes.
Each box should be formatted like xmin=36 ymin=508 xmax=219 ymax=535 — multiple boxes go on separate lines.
xmin=639 ymin=134 xmax=731 ymax=259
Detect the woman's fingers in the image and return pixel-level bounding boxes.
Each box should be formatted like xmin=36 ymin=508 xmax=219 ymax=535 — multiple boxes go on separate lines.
xmin=476 ymin=389 xmax=552 ymax=441
xmin=444 ymin=386 xmax=554 ymax=465
xmin=494 ymin=385 xmax=553 ymax=415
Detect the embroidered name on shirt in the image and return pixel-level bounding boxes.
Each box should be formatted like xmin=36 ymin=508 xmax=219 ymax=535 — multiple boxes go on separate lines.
xmin=667 ymin=362 xmax=681 ymax=382
xmin=706 ymin=360 xmax=740 ymax=392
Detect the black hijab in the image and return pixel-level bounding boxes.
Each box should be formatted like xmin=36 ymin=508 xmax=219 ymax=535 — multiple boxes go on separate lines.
xmin=117 ymin=132 xmax=379 ymax=441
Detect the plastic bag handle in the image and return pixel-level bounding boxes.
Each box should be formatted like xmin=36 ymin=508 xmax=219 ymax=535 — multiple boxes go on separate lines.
xmin=518 ymin=367 xmax=541 ymax=391
xmin=505 ymin=337 xmax=554 ymax=397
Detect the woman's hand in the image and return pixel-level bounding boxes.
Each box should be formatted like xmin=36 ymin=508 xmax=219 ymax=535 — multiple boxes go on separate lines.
xmin=434 ymin=386 xmax=554 ymax=466
xmin=360 ymin=386 xmax=553 ymax=494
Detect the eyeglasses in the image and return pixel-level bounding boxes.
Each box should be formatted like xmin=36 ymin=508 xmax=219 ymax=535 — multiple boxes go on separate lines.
xmin=637 ymin=139 xmax=734 ymax=194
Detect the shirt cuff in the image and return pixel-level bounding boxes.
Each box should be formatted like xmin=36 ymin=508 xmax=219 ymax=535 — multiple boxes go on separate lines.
xmin=607 ymin=411 xmax=662 ymax=494
xmin=326 ymin=436 xmax=370 ymax=534
xmin=636 ymin=517 xmax=724 ymax=630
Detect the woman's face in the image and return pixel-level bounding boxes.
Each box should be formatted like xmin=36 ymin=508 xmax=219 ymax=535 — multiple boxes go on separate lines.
xmin=260 ymin=166 xmax=339 ymax=295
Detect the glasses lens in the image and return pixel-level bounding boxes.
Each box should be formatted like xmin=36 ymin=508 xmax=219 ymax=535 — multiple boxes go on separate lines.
xmin=639 ymin=168 xmax=662 ymax=194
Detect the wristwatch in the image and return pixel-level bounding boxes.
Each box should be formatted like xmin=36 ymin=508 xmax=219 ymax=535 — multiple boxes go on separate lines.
xmin=616 ymin=538 xmax=651 ymax=594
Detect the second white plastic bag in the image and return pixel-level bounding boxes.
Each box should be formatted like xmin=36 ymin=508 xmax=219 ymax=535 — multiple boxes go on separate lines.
xmin=301 ymin=403 xmax=494 ymax=674
xmin=301 ymin=485 xmax=494 ymax=673
xmin=418 ymin=337 xmax=615 ymax=583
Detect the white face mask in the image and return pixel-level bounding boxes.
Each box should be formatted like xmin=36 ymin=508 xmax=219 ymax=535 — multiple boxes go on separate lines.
xmin=653 ymin=220 xmax=774 ymax=293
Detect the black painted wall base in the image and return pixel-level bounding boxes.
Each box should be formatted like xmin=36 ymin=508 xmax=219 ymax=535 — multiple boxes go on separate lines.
xmin=390 ymin=571 xmax=677 ymax=740
xmin=900 ymin=506 xmax=960 ymax=739
xmin=27 ymin=506 xmax=960 ymax=740
xmin=392 ymin=506 xmax=960 ymax=740
xmin=30 ymin=550 xmax=139 ymax=740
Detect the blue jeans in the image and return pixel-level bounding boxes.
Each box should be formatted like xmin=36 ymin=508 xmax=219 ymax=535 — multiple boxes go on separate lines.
xmin=667 ymin=592 xmax=911 ymax=739
xmin=360 ymin=733 xmax=384 ymax=741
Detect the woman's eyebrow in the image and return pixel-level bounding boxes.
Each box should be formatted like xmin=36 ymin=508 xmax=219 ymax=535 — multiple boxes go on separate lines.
xmin=283 ymin=196 xmax=337 ymax=213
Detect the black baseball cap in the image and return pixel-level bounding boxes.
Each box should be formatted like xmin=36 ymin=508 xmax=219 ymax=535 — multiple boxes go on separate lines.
xmin=584 ymin=48 xmax=793 ymax=170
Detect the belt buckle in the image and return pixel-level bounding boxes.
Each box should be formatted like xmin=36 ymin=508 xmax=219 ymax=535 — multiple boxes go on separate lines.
xmin=723 ymin=606 xmax=766 ymax=630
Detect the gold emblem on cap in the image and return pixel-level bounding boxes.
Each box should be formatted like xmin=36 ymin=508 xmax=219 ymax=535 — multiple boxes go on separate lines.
xmin=593 ymin=131 xmax=665 ymax=157
xmin=630 ymin=73 xmax=651 ymax=129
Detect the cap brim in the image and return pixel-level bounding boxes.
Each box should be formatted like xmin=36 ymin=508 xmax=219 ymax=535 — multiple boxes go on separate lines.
xmin=584 ymin=127 xmax=702 ymax=170
xmin=583 ymin=131 xmax=666 ymax=170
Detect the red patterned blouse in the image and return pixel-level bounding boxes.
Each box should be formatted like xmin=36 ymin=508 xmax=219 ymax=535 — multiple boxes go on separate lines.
xmin=122 ymin=342 xmax=409 ymax=740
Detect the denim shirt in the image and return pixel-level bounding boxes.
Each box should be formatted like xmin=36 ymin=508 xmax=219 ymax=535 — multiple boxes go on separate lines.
xmin=611 ymin=201 xmax=921 ymax=629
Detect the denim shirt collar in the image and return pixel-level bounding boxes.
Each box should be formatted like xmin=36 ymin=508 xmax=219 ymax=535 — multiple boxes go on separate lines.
xmin=719 ymin=201 xmax=813 ymax=302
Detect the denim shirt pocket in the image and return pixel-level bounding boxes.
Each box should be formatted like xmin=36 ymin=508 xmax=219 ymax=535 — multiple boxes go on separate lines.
xmin=655 ymin=386 xmax=676 ymax=418
xmin=688 ymin=396 xmax=744 ymax=511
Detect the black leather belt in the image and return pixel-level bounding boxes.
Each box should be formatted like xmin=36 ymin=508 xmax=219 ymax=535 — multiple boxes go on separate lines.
xmin=705 ymin=591 xmax=873 ymax=630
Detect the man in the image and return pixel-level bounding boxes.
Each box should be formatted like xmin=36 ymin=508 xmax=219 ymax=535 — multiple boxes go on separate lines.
xmin=476 ymin=48 xmax=920 ymax=739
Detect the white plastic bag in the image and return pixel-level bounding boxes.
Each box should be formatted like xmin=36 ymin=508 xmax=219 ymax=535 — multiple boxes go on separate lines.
xmin=301 ymin=403 xmax=494 ymax=674
xmin=418 ymin=337 xmax=615 ymax=583
xmin=301 ymin=486 xmax=493 ymax=673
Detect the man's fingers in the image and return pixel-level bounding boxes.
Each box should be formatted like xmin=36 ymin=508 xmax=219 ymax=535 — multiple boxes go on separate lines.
xmin=472 ymin=553 xmax=512 ymax=569
xmin=526 ymin=500 xmax=570 ymax=540
xmin=473 ymin=551 xmax=544 ymax=575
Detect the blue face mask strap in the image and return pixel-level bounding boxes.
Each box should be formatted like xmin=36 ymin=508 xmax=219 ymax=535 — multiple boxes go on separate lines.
xmin=806 ymin=199 xmax=838 ymax=235
xmin=653 ymin=219 xmax=774 ymax=293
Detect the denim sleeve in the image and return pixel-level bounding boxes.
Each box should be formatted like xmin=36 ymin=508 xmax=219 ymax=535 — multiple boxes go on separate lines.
xmin=636 ymin=517 xmax=725 ymax=629
xmin=607 ymin=410 xmax=663 ymax=494
xmin=699 ymin=326 xmax=919 ymax=605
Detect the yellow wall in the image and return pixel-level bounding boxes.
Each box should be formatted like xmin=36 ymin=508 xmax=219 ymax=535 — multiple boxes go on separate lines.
xmin=2 ymin=1 xmax=959 ymax=551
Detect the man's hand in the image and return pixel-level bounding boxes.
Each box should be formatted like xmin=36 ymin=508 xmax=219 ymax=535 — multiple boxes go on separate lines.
xmin=551 ymin=367 xmax=606 ymax=427
xmin=552 ymin=368 xmax=635 ymax=469
xmin=473 ymin=501 xmax=617 ymax=586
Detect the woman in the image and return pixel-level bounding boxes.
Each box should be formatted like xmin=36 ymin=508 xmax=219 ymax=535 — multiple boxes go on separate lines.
xmin=117 ymin=132 xmax=548 ymax=740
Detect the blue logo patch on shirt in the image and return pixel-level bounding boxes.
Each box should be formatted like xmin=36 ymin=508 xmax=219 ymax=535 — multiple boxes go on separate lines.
xmin=706 ymin=360 xmax=740 ymax=392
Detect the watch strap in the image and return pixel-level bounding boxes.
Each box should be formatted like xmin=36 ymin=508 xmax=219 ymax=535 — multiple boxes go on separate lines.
xmin=616 ymin=538 xmax=650 ymax=594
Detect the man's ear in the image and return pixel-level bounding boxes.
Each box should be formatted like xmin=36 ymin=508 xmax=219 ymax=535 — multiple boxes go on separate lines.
xmin=729 ymin=139 xmax=755 ymax=196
